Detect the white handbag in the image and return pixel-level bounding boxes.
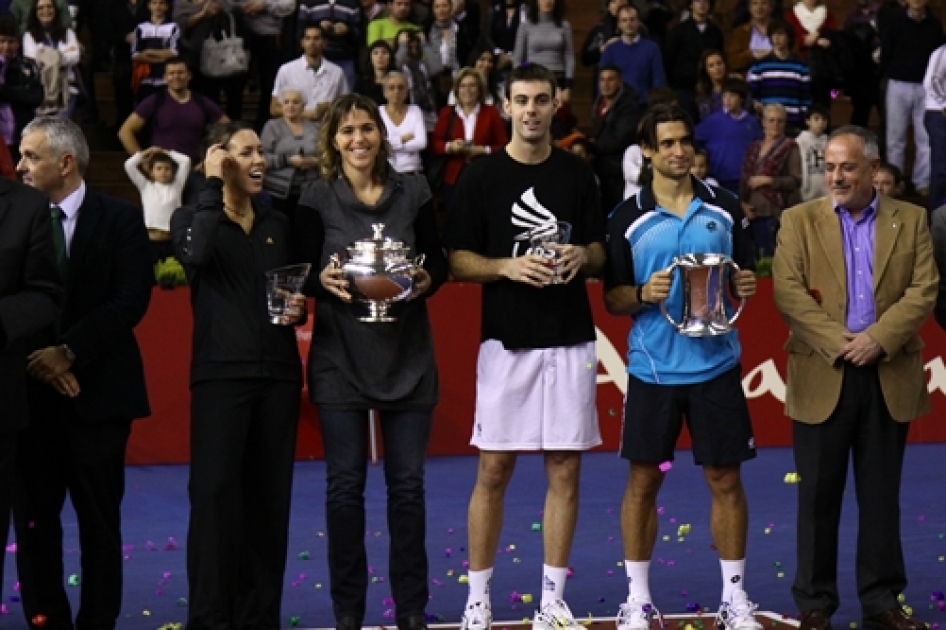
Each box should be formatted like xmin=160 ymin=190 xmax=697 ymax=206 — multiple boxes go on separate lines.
xmin=199 ymin=11 xmax=249 ymax=78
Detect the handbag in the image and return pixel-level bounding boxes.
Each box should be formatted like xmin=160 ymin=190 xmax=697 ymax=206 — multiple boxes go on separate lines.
xmin=199 ymin=11 xmax=248 ymax=78
xmin=424 ymin=110 xmax=456 ymax=192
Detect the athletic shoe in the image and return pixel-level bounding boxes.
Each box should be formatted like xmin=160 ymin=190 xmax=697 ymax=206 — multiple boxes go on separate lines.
xmin=533 ymin=599 xmax=585 ymax=630
xmin=616 ymin=597 xmax=663 ymax=630
xmin=716 ymin=590 xmax=763 ymax=630
xmin=461 ymin=602 xmax=492 ymax=630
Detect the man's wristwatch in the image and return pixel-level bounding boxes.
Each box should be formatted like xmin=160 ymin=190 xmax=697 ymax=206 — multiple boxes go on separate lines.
xmin=60 ymin=344 xmax=76 ymax=363
xmin=636 ymin=284 xmax=655 ymax=307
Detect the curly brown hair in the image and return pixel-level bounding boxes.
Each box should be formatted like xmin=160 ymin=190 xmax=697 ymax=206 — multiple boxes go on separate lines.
xmin=318 ymin=94 xmax=392 ymax=184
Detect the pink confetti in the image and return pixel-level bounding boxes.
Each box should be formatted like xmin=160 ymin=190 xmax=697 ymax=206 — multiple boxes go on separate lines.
xmin=659 ymin=461 xmax=672 ymax=472
xmin=5 ymin=544 xmax=16 ymax=553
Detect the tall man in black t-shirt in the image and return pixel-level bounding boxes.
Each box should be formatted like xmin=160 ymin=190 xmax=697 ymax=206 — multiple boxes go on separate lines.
xmin=443 ymin=64 xmax=607 ymax=630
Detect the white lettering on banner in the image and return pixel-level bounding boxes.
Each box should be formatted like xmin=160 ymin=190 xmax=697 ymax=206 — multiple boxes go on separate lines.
xmin=593 ymin=327 xmax=946 ymax=401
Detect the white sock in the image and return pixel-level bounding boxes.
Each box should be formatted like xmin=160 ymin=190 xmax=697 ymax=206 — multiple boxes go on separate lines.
xmin=720 ymin=559 xmax=746 ymax=603
xmin=466 ymin=568 xmax=493 ymax=608
xmin=541 ymin=564 xmax=568 ymax=606
xmin=624 ymin=560 xmax=651 ymax=602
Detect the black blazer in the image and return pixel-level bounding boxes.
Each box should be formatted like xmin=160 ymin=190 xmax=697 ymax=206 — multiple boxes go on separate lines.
xmin=0 ymin=178 xmax=64 ymax=433
xmin=27 ymin=186 xmax=154 ymax=425
xmin=592 ymin=84 xmax=641 ymax=181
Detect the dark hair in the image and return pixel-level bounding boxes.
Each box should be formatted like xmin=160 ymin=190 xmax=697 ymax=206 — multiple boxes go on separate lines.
xmin=147 ymin=0 xmax=169 ymax=20
xmin=0 ymin=15 xmax=20 ymax=37
xmin=599 ymin=63 xmax=623 ymax=78
xmin=506 ymin=63 xmax=558 ymax=99
xmin=318 ymin=94 xmax=392 ymax=183
xmin=300 ymin=22 xmax=326 ymax=40
xmin=646 ymin=86 xmax=677 ymax=107
xmin=804 ymin=103 xmax=831 ymax=122
xmin=767 ymin=18 xmax=795 ymax=49
xmin=694 ymin=147 xmax=709 ymax=159
xmin=149 ymin=150 xmax=179 ymax=177
xmin=527 ymin=0 xmax=564 ymax=27
xmin=163 ymin=55 xmax=190 ymax=72
xmin=690 ymin=0 xmax=715 ymax=13
xmin=362 ymin=39 xmax=394 ymax=80
xmin=876 ymin=161 xmax=904 ymax=185
xmin=27 ymin=0 xmax=67 ymax=45
xmin=402 ymin=29 xmax=425 ymax=60
xmin=616 ymin=4 xmax=640 ymax=20
xmin=637 ymin=103 xmax=694 ymax=150
xmin=721 ymin=77 xmax=748 ymax=103
xmin=205 ymin=120 xmax=255 ymax=152
xmin=467 ymin=46 xmax=502 ymax=101
xmin=695 ymin=49 xmax=726 ymax=97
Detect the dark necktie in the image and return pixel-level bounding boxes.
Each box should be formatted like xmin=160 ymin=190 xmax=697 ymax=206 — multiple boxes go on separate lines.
xmin=50 ymin=205 xmax=68 ymax=281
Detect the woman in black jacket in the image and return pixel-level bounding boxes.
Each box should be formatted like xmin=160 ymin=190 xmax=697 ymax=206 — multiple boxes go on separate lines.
xmin=170 ymin=120 xmax=305 ymax=630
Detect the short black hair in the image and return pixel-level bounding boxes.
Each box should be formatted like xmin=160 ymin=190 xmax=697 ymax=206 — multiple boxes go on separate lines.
xmin=721 ymin=78 xmax=748 ymax=103
xmin=767 ymin=19 xmax=795 ymax=49
xmin=0 ymin=14 xmax=19 ymax=38
xmin=877 ymin=161 xmax=904 ymax=185
xmin=599 ymin=64 xmax=623 ymax=78
xmin=637 ymin=103 xmax=694 ymax=150
xmin=506 ymin=63 xmax=558 ymax=99
xmin=804 ymin=103 xmax=831 ymax=122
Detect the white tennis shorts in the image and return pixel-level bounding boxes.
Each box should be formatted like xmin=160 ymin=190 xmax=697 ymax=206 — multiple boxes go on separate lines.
xmin=471 ymin=339 xmax=602 ymax=451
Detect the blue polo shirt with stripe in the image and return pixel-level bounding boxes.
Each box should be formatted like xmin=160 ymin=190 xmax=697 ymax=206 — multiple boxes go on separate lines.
xmin=605 ymin=177 xmax=756 ymax=385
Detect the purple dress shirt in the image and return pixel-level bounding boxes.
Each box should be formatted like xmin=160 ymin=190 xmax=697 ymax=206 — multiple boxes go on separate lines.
xmin=835 ymin=194 xmax=878 ymax=332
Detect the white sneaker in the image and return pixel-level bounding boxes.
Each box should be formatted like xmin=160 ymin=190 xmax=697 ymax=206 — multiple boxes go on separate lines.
xmin=461 ymin=602 xmax=492 ymax=630
xmin=617 ymin=597 xmax=663 ymax=630
xmin=716 ymin=590 xmax=763 ymax=630
xmin=533 ymin=599 xmax=585 ymax=630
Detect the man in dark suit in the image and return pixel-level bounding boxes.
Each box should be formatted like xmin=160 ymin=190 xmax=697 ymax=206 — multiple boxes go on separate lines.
xmin=14 ymin=117 xmax=154 ymax=630
xmin=592 ymin=65 xmax=640 ymax=215
xmin=773 ymin=126 xmax=936 ymax=630
xmin=0 ymin=176 xmax=63 ymax=591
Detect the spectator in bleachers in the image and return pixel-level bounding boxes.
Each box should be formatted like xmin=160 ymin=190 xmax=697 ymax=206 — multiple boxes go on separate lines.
xmin=453 ymin=0 xmax=481 ymax=51
xmin=694 ymin=48 xmax=729 ymax=120
xmin=398 ymin=29 xmax=442 ymax=130
xmin=738 ymin=102 xmax=800 ymax=255
xmin=10 ymin=0 xmax=69 ymax=32
xmin=591 ymin=64 xmax=640 ymax=214
xmin=380 ymin=70 xmax=428 ymax=173
xmin=482 ymin=0 xmax=523 ymax=74
xmin=0 ymin=15 xmax=43 ymax=158
xmin=513 ymin=0 xmax=575 ymax=102
xmin=359 ymin=0 xmax=387 ymax=29
xmin=124 ymin=146 xmax=191 ymax=262
xmin=795 ymin=103 xmax=829 ymax=201
xmin=580 ymin=0 xmax=625 ymax=91
xmin=230 ymin=0 xmax=296 ymax=132
xmin=599 ymin=5 xmax=664 ymax=105
xmin=727 ymin=0 xmax=774 ymax=73
xmin=298 ymin=0 xmax=361 ymax=102
xmin=427 ymin=0 xmax=475 ymax=79
xmin=110 ymin=0 xmax=147 ymax=132
xmin=354 ymin=39 xmax=395 ymax=105
xmin=131 ymin=0 xmax=180 ymax=103
xmin=691 ymin=147 xmax=719 ymax=186
xmin=271 ymin=24 xmax=349 ymax=129
xmin=695 ymin=77 xmax=762 ymax=192
xmin=882 ymin=0 xmax=941 ymax=196
xmin=173 ymin=0 xmax=245 ymax=122
xmin=873 ymin=161 xmax=905 ymax=197
xmin=367 ymin=0 xmax=419 ymax=46
xmin=119 ymin=57 xmax=229 ymax=161
xmin=22 ymin=0 xmax=79 ymax=118
xmin=927 ymin=41 xmax=946 ymax=212
xmin=260 ymin=86 xmax=320 ymax=224
xmin=844 ymin=0 xmax=882 ymax=128
xmin=747 ymin=20 xmax=811 ymax=133
xmin=785 ymin=0 xmax=840 ymax=106
xmin=664 ymin=0 xmax=724 ymax=120
xmin=463 ymin=47 xmax=505 ymax=108
xmin=431 ymin=67 xmax=508 ymax=210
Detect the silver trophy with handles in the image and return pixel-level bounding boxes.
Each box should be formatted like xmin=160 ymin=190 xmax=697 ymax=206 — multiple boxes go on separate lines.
xmin=660 ymin=253 xmax=746 ymax=337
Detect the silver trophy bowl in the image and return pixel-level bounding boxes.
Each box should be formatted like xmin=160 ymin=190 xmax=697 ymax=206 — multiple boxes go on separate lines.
xmin=660 ymin=253 xmax=746 ymax=337
xmin=330 ymin=223 xmax=425 ymax=323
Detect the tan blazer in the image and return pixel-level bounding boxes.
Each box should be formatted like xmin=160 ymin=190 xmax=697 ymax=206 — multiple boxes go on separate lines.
xmin=772 ymin=195 xmax=938 ymax=424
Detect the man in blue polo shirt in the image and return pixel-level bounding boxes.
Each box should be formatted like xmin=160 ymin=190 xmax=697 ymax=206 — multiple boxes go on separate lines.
xmin=604 ymin=103 xmax=761 ymax=630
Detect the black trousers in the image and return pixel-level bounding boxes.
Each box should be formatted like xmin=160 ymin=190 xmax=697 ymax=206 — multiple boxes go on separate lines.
xmin=0 ymin=437 xmax=14 ymax=590
xmin=14 ymin=400 xmax=132 ymax=630
xmin=186 ymin=378 xmax=300 ymax=630
xmin=792 ymin=363 xmax=909 ymax=618
xmin=245 ymin=33 xmax=281 ymax=132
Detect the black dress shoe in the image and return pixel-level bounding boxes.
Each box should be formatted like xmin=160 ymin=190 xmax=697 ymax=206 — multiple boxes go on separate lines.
xmin=864 ymin=609 xmax=927 ymax=630
xmin=337 ymin=615 xmax=362 ymax=630
xmin=800 ymin=609 xmax=833 ymax=630
xmin=397 ymin=613 xmax=429 ymax=630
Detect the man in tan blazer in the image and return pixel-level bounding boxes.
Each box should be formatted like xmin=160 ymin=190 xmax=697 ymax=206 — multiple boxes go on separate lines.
xmin=773 ymin=126 xmax=936 ymax=630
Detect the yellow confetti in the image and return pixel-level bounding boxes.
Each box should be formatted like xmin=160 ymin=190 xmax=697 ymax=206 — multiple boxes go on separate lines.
xmin=764 ymin=528 xmax=772 ymax=534
xmin=522 ymin=594 xmax=533 ymax=604
xmin=458 ymin=575 xmax=469 ymax=584
xmin=662 ymin=535 xmax=670 ymax=541
xmin=898 ymin=594 xmax=906 ymax=603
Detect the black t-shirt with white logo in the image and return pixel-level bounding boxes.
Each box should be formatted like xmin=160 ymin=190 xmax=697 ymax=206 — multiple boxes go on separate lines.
xmin=443 ymin=147 xmax=605 ymax=350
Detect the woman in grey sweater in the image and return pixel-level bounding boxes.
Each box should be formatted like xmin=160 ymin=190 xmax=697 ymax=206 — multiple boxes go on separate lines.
xmin=294 ymin=93 xmax=447 ymax=630
xmin=260 ymin=86 xmax=320 ymax=224
xmin=512 ymin=0 xmax=575 ymax=101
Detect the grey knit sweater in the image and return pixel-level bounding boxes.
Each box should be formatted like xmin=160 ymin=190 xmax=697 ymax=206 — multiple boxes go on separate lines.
xmin=512 ymin=13 xmax=575 ymax=88
xmin=260 ymin=117 xmax=321 ymax=199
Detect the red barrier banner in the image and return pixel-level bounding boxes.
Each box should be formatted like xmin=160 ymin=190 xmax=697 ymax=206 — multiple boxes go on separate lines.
xmin=128 ymin=280 xmax=946 ymax=465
